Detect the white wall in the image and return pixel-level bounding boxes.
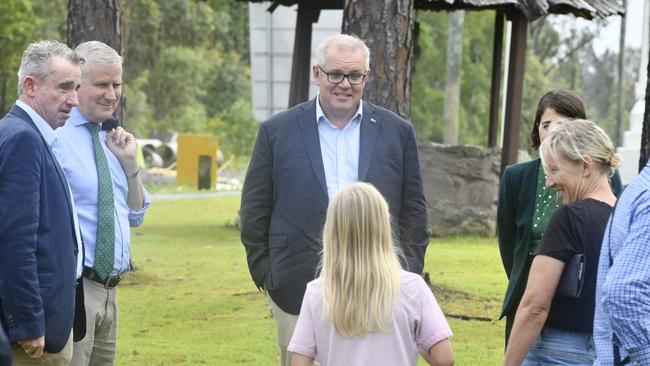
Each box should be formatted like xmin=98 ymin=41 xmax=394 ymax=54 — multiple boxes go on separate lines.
xmin=249 ymin=3 xmax=343 ymax=121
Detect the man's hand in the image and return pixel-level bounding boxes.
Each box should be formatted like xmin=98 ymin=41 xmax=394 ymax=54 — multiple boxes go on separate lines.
xmin=17 ymin=336 xmax=44 ymax=358
xmin=105 ymin=127 xmax=139 ymax=176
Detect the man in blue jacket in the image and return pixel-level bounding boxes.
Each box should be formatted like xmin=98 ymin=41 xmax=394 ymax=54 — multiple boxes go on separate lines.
xmin=0 ymin=40 xmax=82 ymax=365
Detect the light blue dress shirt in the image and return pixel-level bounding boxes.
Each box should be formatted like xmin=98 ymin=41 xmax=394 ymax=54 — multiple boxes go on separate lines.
xmin=316 ymin=96 xmax=363 ymax=201
xmin=15 ymin=100 xmax=84 ymax=278
xmin=594 ymin=161 xmax=650 ymax=365
xmin=53 ymin=107 xmax=150 ymax=276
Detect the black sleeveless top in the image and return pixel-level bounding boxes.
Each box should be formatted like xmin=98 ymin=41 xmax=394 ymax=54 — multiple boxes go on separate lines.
xmin=535 ymin=198 xmax=613 ymax=333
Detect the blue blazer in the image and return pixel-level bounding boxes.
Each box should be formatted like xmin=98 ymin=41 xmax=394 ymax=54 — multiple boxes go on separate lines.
xmin=240 ymin=99 xmax=430 ymax=314
xmin=0 ymin=105 xmax=79 ymax=353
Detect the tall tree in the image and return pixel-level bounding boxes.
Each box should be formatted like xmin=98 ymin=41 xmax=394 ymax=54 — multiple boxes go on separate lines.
xmin=67 ymin=0 xmax=121 ymax=51
xmin=342 ymin=0 xmax=416 ymax=119
xmin=616 ymin=0 xmax=627 ymax=147
xmin=68 ymin=0 xmax=122 ymax=119
xmin=442 ymin=11 xmax=464 ymax=145
xmin=641 ymin=48 xmax=650 ymax=170
xmin=0 ymin=0 xmax=38 ymax=115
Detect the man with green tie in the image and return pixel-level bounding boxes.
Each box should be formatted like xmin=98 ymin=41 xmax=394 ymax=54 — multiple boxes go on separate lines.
xmin=53 ymin=41 xmax=150 ymax=366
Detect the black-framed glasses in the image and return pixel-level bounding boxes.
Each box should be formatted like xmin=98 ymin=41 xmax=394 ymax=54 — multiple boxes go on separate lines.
xmin=317 ymin=65 xmax=367 ymax=85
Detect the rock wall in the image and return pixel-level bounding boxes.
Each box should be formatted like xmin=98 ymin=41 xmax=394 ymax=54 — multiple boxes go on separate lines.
xmin=418 ymin=141 xmax=530 ymax=236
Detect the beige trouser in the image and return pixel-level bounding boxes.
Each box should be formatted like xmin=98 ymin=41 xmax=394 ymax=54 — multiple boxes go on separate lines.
xmin=11 ymin=331 xmax=73 ymax=366
xmin=267 ymin=295 xmax=299 ymax=366
xmin=69 ymin=279 xmax=118 ymax=366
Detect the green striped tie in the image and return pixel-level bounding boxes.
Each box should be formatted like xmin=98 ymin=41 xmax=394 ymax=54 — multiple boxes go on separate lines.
xmin=87 ymin=123 xmax=115 ymax=280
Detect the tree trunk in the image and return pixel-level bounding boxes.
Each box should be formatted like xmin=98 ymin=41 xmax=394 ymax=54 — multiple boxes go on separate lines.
xmin=67 ymin=0 xmax=121 ymax=51
xmin=640 ymin=46 xmax=650 ymax=170
xmin=442 ymin=11 xmax=464 ymax=145
xmin=342 ymin=0 xmax=415 ymax=119
xmin=67 ymin=0 xmax=123 ymax=120
xmin=616 ymin=0 xmax=627 ymax=147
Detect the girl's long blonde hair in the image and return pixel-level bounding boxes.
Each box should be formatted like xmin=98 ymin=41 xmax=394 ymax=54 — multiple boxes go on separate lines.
xmin=320 ymin=182 xmax=402 ymax=337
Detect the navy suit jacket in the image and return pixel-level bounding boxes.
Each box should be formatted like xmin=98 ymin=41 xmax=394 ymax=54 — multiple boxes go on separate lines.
xmin=240 ymin=99 xmax=430 ymax=314
xmin=0 ymin=105 xmax=79 ymax=353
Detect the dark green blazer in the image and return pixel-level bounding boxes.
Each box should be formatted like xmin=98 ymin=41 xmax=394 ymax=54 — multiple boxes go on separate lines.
xmin=497 ymin=158 xmax=622 ymax=319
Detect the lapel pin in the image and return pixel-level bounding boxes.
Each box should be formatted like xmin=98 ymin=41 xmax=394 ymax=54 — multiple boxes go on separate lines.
xmin=370 ymin=117 xmax=376 ymax=123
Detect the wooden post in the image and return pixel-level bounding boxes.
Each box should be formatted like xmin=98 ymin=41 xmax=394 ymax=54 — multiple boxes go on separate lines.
xmin=488 ymin=11 xmax=504 ymax=148
xmin=288 ymin=1 xmax=320 ymax=108
xmin=500 ymin=11 xmax=527 ymax=175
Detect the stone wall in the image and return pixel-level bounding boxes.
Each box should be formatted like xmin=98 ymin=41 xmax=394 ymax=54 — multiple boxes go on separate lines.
xmin=418 ymin=141 xmax=530 ymax=236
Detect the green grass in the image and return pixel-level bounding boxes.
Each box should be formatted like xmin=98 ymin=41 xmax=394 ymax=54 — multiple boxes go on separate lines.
xmin=117 ymin=196 xmax=507 ymax=365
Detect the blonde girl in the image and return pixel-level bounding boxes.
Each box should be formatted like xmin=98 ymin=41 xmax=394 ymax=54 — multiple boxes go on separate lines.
xmin=288 ymin=183 xmax=454 ymax=366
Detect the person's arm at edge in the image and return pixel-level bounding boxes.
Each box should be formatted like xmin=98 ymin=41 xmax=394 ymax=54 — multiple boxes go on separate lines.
xmin=603 ymin=201 xmax=650 ymax=364
xmin=240 ymin=125 xmax=274 ymax=289
xmin=399 ymin=125 xmax=429 ymax=274
xmin=504 ymin=255 xmax=564 ymax=366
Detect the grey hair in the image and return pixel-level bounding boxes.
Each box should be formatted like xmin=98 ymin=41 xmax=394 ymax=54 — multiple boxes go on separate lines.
xmin=316 ymin=34 xmax=370 ymax=71
xmin=17 ymin=40 xmax=82 ymax=95
xmin=540 ymin=119 xmax=620 ymax=177
xmin=75 ymin=41 xmax=122 ymax=72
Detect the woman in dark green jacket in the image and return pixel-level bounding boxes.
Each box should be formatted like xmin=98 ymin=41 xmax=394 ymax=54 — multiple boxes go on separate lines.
xmin=497 ymin=90 xmax=622 ymax=345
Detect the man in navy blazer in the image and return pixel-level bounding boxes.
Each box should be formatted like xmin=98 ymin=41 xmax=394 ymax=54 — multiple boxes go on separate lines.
xmin=240 ymin=34 xmax=430 ymax=366
xmin=0 ymin=40 xmax=82 ymax=365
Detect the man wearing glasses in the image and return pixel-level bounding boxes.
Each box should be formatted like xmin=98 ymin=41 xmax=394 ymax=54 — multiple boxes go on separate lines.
xmin=240 ymin=34 xmax=429 ymax=366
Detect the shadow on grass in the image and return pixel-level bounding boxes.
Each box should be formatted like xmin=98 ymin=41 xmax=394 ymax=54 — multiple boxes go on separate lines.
xmin=120 ymin=270 xmax=169 ymax=287
xmin=428 ymin=280 xmax=498 ymax=322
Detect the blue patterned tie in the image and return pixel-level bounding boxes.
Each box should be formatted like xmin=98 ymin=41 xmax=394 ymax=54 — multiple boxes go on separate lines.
xmin=87 ymin=123 xmax=115 ymax=280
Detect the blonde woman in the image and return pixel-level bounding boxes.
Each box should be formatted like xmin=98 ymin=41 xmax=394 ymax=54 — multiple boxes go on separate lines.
xmin=504 ymin=120 xmax=619 ymax=365
xmin=287 ymin=183 xmax=454 ymax=366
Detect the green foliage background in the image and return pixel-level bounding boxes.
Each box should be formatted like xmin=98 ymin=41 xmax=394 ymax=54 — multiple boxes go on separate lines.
xmin=411 ymin=11 xmax=639 ymax=153
xmin=0 ymin=0 xmax=256 ymax=159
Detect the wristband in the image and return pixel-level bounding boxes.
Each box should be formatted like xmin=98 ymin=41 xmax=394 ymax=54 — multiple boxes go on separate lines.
xmin=125 ymin=166 xmax=140 ymax=178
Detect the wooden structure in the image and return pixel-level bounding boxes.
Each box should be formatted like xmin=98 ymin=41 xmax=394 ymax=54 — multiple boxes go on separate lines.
xmin=242 ymin=0 xmax=623 ymax=173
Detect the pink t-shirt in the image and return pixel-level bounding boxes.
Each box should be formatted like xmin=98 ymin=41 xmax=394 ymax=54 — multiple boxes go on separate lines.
xmin=288 ymin=270 xmax=453 ymax=365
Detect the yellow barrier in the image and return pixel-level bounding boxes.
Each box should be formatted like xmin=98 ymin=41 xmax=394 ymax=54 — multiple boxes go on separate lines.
xmin=176 ymin=134 xmax=219 ymax=189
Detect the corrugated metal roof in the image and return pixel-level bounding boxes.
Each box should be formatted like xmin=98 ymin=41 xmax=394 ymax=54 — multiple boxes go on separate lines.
xmin=239 ymin=0 xmax=624 ymax=21
xmin=414 ymin=0 xmax=624 ymax=20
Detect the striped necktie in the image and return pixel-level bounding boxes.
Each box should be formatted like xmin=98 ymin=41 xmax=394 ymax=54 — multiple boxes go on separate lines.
xmin=87 ymin=123 xmax=115 ymax=280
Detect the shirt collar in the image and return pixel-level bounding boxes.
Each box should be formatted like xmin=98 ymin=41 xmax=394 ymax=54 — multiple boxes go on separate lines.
xmin=15 ymin=100 xmax=57 ymax=147
xmin=68 ymin=107 xmax=93 ymax=127
xmin=315 ymin=94 xmax=363 ymax=127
